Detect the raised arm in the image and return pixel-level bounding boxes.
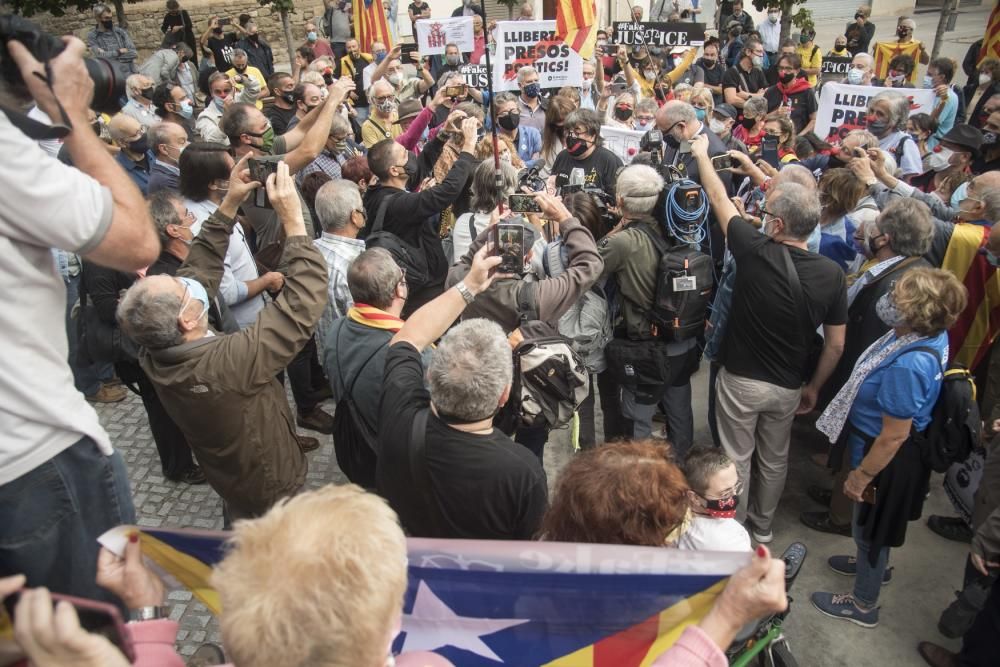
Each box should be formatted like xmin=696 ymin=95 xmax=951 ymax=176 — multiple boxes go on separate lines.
xmin=690 ymin=134 xmax=738 ymax=236
xmin=235 ymin=73 xmax=260 ymax=104
xmin=281 ymin=77 xmax=355 ymax=174
xmin=666 ymin=47 xmax=698 ymax=84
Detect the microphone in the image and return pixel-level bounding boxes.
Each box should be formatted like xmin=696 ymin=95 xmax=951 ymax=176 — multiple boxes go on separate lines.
xmin=569 ymin=167 xmax=585 ymax=187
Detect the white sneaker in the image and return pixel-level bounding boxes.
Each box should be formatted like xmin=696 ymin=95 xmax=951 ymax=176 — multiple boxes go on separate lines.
xmin=751 ymin=528 xmax=773 ymax=544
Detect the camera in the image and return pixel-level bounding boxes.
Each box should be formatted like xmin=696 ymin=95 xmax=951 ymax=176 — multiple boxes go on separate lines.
xmin=0 ymin=15 xmax=126 ymax=114
xmin=517 ymin=164 xmax=545 ymax=192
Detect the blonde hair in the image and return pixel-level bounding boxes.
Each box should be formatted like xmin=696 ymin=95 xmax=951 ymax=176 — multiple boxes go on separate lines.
xmin=894 ymin=267 xmax=967 ymax=336
xmin=689 ymin=88 xmax=714 ymax=114
xmin=213 ymin=485 xmax=407 ymax=667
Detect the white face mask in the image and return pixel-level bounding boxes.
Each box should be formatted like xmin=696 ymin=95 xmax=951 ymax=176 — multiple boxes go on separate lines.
xmin=768 ymin=13 xmax=778 ymax=23
xmin=981 ymin=72 xmax=992 ymax=86
xmin=926 ymin=146 xmax=955 ymax=172
xmin=581 ymin=77 xmax=593 ymax=90
xmin=643 ymin=70 xmax=657 ymax=81
xmin=709 ymin=117 xmax=727 ymax=135
xmin=847 ymin=67 xmax=865 ymax=85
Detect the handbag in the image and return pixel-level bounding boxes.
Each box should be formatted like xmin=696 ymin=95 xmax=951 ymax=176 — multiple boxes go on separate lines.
xmin=778 ymin=244 xmax=823 ymax=382
xmin=603 ymin=338 xmax=673 ymax=390
xmin=77 ymin=286 xmax=139 ymax=366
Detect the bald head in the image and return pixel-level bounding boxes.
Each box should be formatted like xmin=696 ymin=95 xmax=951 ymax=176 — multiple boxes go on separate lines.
xmin=108 ymin=113 xmax=142 ymax=145
xmin=773 ymin=164 xmax=817 ymax=191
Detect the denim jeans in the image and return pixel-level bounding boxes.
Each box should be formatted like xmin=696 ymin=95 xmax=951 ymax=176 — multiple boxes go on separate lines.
xmin=852 ymin=503 xmax=890 ymax=608
xmin=64 ymin=273 xmax=113 ymax=395
xmin=0 ymin=437 xmax=135 ymax=608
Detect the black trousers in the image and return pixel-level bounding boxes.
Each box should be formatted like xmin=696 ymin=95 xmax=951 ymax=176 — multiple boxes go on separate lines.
xmin=961 ymin=573 xmax=1000 ymax=666
xmin=286 ymin=335 xmax=328 ymax=414
xmin=133 ymin=367 xmax=195 ymax=479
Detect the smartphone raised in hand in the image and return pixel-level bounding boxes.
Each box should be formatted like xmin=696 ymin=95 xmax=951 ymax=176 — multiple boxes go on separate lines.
xmin=489 ymin=223 xmax=526 ymax=275
xmin=508 ymin=193 xmax=542 ymax=213
xmin=711 ymin=154 xmax=734 ymax=171
xmin=760 ymin=135 xmax=780 ymax=169
xmin=248 ymin=156 xmax=282 ymax=209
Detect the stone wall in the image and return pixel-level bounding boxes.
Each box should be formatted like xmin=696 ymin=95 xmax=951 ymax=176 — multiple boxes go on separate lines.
xmin=23 ymin=0 xmax=332 ymax=66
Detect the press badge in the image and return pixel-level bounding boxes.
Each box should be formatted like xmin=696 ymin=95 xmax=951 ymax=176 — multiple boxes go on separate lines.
xmin=673 ymin=275 xmax=697 ymax=292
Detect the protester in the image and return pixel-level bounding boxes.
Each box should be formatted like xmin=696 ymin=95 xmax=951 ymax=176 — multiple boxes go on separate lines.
xmin=879 ymin=53 xmax=917 ymax=88
xmin=732 ymin=95 xmax=768 ymax=153
xmin=811 ymin=268 xmax=967 ymax=627
xmin=551 ymin=109 xmax=623 ymax=197
xmin=368 ymin=45 xmax=434 ymax=102
xmin=711 ymin=102 xmax=748 ymax=154
xmin=795 ymin=27 xmax=822 ymax=88
xmin=763 ymin=113 xmax=801 ymax=164
xmin=539 ymin=94 xmax=574 ymax=175
xmin=301 ymin=20 xmax=335 ymax=60
xmin=848 ymin=52 xmax=876 ymax=86
xmin=516 ymin=65 xmax=547 ymax=133
xmin=108 ymin=113 xmax=153 ymax=195
xmin=263 ymin=71 xmax=297 ymax=134
xmin=121 ymin=74 xmax=160 ymax=129
xmin=493 ymin=92 xmax=542 ymax=165
xmin=866 ymin=90 xmax=924 ymax=177
xmin=87 ymin=3 xmax=138 ymax=74
xmin=873 ymin=18 xmax=928 ymax=86
xmin=723 ymin=38 xmax=768 ymax=109
xmin=757 ymin=8 xmax=780 ymax=62
xmin=201 ymin=15 xmax=242 ymax=72
xmin=926 ymin=58 xmax=962 ymax=148
xmin=298 ymin=113 xmax=362 ymax=182
xmin=828 ymin=36 xmax=850 ymax=59
xmin=913 ymin=124 xmax=981 ymax=196
xmin=846 ymin=6 xmax=876 ymax=56
xmin=678 ymin=445 xmax=752 ymax=552
xmin=197 ymin=71 xmax=260 ymax=145
xmin=151 ymin=82 xmax=195 ymax=138
xmin=764 ymin=52 xmax=817 ymax=135
xmin=448 ymin=160 xmax=519 ymax=262
xmin=966 ymin=58 xmax=1000 ymax=129
xmin=161 ymin=0 xmax=197 ymax=66
xmin=699 ymin=39 xmax=726 ymax=105
xmin=362 ymin=79 xmax=403 ymax=147
xmin=147 ymin=120 xmax=188 ymax=194
xmin=225 ymin=49 xmax=267 ymax=110
xmin=285 ymin=81 xmax=325 ymax=133
xmin=138 ymin=43 xmax=180 ymax=87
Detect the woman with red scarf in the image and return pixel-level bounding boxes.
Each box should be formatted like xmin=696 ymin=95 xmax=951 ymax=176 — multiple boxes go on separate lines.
xmin=764 ymin=53 xmax=818 ymax=136
xmin=732 ymin=95 xmax=768 ymax=154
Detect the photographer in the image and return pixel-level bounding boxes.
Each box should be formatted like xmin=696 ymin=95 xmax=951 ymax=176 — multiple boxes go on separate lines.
xmin=550 ymin=109 xmax=623 ymax=198
xmin=0 ymin=32 xmax=158 ymax=602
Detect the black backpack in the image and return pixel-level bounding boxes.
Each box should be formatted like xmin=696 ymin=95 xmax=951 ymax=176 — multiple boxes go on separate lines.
xmin=365 ymin=193 xmax=432 ymax=292
xmin=906 ymin=346 xmax=981 ymax=473
xmin=634 ymin=224 xmax=713 ymax=342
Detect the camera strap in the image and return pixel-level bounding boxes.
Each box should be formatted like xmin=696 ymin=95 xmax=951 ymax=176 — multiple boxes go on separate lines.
xmin=0 ymin=105 xmax=70 ymax=140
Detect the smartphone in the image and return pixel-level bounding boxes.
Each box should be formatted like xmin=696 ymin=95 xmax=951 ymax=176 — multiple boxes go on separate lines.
xmin=248 ymin=156 xmax=281 ymax=208
xmin=489 ymin=223 xmax=525 ymax=274
xmin=861 ymin=483 xmax=877 ymax=505
xmin=761 ymin=135 xmax=780 ymax=169
xmin=400 ymin=43 xmax=419 ymax=62
xmin=445 ymin=84 xmax=467 ymax=98
xmin=608 ymin=81 xmax=628 ymax=95
xmin=218 ymin=17 xmax=231 ymax=26
xmin=711 ymin=154 xmax=733 ymax=171
xmin=508 ymin=193 xmax=542 ymax=213
xmin=3 ymin=590 xmax=135 ymax=662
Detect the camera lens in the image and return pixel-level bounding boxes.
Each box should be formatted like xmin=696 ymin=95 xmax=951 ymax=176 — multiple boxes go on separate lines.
xmin=84 ymin=57 xmax=126 ymax=114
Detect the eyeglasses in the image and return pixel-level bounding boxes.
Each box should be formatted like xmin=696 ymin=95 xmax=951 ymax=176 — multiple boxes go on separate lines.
xmin=699 ymin=479 xmax=744 ymax=501
xmin=373 ymin=95 xmax=396 ymax=103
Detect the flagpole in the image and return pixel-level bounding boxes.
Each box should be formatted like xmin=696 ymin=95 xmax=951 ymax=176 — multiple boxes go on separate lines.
xmin=482 ymin=35 xmax=505 ymax=214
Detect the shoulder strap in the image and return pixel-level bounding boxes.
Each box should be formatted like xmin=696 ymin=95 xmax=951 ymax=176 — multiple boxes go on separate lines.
xmin=371 ymin=193 xmax=398 ymax=234
xmin=897 ymin=344 xmax=941 ymax=365
xmin=337 ymin=325 xmax=386 ymax=397
xmin=778 ymin=244 xmax=815 ymax=350
xmin=468 ymin=213 xmax=477 ymax=240
xmin=634 ymin=221 xmax=671 ymax=254
xmin=406 ymin=408 xmax=449 ymax=535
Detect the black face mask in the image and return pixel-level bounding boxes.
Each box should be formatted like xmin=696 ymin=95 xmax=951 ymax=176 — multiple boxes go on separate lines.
xmin=140 ymin=86 xmax=154 ymax=99
xmin=778 ymin=73 xmax=795 ymax=85
xmin=403 ymin=152 xmax=419 ymax=179
xmin=566 ymin=136 xmax=590 ymax=157
xmin=101 ymin=19 xmax=113 ymax=29
xmin=213 ymin=26 xmax=223 ymax=34
xmin=234 ymin=65 xmax=247 ymax=73
xmin=613 ymin=106 xmax=633 ymax=121
xmin=741 ymin=117 xmax=756 ymax=129
xmin=280 ymin=92 xmax=296 ymax=104
xmin=248 ymin=34 xmax=259 ymax=42
xmin=497 ymin=112 xmax=520 ymax=132
xmin=662 ymin=121 xmax=682 ymax=149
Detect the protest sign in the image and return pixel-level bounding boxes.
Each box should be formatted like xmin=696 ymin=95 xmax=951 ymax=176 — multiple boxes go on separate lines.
xmin=492 ymin=20 xmax=583 ymax=92
xmin=460 ymin=63 xmax=489 ymax=89
xmin=820 ymin=56 xmax=853 ymax=77
xmin=601 ymin=125 xmax=647 ymax=164
xmin=612 ymin=21 xmax=706 ymax=48
xmin=414 ymin=17 xmax=475 ymax=56
xmin=815 ymin=83 xmax=937 ymax=142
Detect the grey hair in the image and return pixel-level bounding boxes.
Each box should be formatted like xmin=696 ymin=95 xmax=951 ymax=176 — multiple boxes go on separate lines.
xmin=428 ymin=319 xmax=512 ymax=422
xmin=346 ymin=248 xmax=401 ymax=310
xmin=636 ymin=99 xmax=658 ymax=116
xmin=844 ymin=129 xmax=879 ymax=150
xmin=660 ymin=100 xmax=697 ymax=125
xmin=329 ymin=113 xmax=351 ymax=138
xmin=147 ymin=121 xmax=182 ymax=156
xmin=683 ymin=445 xmax=735 ymax=495
xmin=899 ymin=17 xmax=916 ymax=30
xmin=116 ymin=281 xmax=186 ymax=350
xmin=852 ymin=52 xmax=874 ymax=69
xmin=493 ymin=91 xmax=518 ymax=108
xmin=470 ymin=160 xmax=519 ymax=213
xmin=517 ymin=66 xmax=539 ymax=85
xmin=742 ymin=95 xmax=769 ymax=119
xmin=368 ymin=79 xmax=394 ymax=100
xmin=769 ymin=182 xmax=820 ymax=240
xmin=125 ymin=73 xmax=145 ymax=98
xmin=436 ymin=70 xmax=464 ymax=90
xmin=974 ymin=173 xmax=1000 ymax=220
xmin=208 ymin=71 xmax=230 ymax=88
xmin=148 ymin=190 xmax=183 ymax=244
xmin=94 ymin=3 xmax=111 ymax=18
xmin=232 ymin=48 xmax=248 ymax=60
xmin=773 ymin=164 xmax=817 ymax=191
xmin=616 ymin=164 xmax=665 ymax=216
xmin=875 ymin=198 xmax=933 ymax=257
xmin=315 ymin=180 xmax=363 ymax=233
xmin=564 ymin=109 xmax=602 ymax=144
xmin=870 ymin=90 xmax=910 ymax=131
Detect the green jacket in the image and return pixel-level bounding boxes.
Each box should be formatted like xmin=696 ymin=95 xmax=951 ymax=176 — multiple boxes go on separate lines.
xmin=140 ymin=209 xmax=328 ymax=519
xmin=598 ymin=216 xmax=661 ymax=340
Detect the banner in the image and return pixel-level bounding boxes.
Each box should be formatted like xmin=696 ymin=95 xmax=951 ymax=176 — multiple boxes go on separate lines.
xmin=100 ymin=526 xmax=746 ymax=666
xmin=601 ymin=125 xmax=647 ymax=164
xmin=492 ymin=20 xmax=584 ymax=92
xmin=820 ymin=56 xmax=852 ymax=77
xmin=459 ymin=63 xmax=490 ymax=89
xmin=815 ymin=83 xmax=938 ymax=143
xmin=612 ymin=21 xmax=706 ymax=48
xmin=415 ymin=17 xmax=475 ymax=56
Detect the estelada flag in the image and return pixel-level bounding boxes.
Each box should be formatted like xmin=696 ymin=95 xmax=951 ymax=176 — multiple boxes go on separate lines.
xmin=872 ymin=40 xmax=924 ymax=86
xmin=99 ymin=527 xmax=746 ymax=666
xmin=555 ymin=0 xmax=597 ymax=60
xmin=354 ymin=0 xmax=393 ymax=54
xmin=979 ymin=1 xmax=1000 ymax=66
xmin=942 ymin=224 xmax=1000 ymax=371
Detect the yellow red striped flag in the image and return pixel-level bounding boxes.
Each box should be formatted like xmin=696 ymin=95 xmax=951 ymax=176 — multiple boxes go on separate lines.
xmin=354 ymin=0 xmax=393 ymax=54
xmin=556 ymin=0 xmax=597 ymax=60
xmin=979 ymin=1 xmax=1000 ymax=66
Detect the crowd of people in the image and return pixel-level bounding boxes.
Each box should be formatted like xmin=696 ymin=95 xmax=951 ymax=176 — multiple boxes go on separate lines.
xmin=2 ymin=2 xmax=1000 ymax=667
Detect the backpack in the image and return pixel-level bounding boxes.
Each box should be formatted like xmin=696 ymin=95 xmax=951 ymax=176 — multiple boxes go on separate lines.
xmin=330 ymin=324 xmax=383 ymax=489
xmin=495 ymin=282 xmax=589 ymax=433
xmin=540 ymin=241 xmax=613 ymax=373
xmin=365 ymin=193 xmax=433 ymax=292
xmin=889 ymin=133 xmax=913 ymax=167
xmin=905 ymin=346 xmax=982 ymax=473
xmin=634 ymin=224 xmax=713 ymax=342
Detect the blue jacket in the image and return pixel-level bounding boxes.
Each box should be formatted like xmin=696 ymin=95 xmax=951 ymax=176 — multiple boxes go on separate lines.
xmin=115 ymin=149 xmax=154 ymax=195
xmin=148 ymin=159 xmax=180 ymax=194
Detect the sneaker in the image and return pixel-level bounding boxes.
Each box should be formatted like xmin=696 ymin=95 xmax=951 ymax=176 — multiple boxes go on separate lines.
xmin=800 ymin=511 xmax=851 ymax=536
xmin=827 ymin=555 xmax=893 ymax=584
xmin=85 ymin=383 xmax=127 ymax=403
xmin=806 ymin=485 xmax=833 ymax=506
xmin=927 ymin=515 xmax=974 ymax=543
xmin=751 ymin=528 xmax=773 ymax=544
xmin=297 ymin=406 xmax=334 ymax=434
xmin=297 ymin=435 xmax=320 ymax=452
xmin=917 ymin=641 xmax=960 ymax=667
xmin=810 ymin=591 xmax=880 ymax=628
xmin=188 ymin=642 xmax=226 ymax=667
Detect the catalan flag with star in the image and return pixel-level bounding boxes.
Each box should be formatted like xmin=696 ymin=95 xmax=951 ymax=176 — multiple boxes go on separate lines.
xmin=99 ymin=527 xmax=747 ymax=666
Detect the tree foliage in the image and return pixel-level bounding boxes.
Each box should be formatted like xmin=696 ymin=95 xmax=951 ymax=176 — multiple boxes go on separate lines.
xmin=258 ymin=0 xmax=297 ymax=71
xmin=10 ymin=0 xmax=136 ymax=27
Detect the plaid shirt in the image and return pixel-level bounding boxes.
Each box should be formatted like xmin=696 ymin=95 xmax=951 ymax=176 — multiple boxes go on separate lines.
xmin=298 ymin=141 xmax=364 ymax=183
xmin=86 ymin=26 xmax=137 ymax=70
xmin=312 ymin=233 xmax=365 ymax=354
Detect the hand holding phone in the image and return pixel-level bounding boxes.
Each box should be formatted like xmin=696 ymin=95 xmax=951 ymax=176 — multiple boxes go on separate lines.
xmin=489 ymin=223 xmax=526 ymax=275
xmin=508 ymin=193 xmax=542 ymax=213
xmin=248 ymin=156 xmax=281 ymax=208
xmin=711 ymin=154 xmax=734 ymax=171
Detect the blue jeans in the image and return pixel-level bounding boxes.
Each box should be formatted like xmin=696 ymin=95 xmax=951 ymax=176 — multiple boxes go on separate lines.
xmin=64 ymin=273 xmax=113 ymax=395
xmin=852 ymin=503 xmax=890 ymax=608
xmin=0 ymin=437 xmax=136 ymax=607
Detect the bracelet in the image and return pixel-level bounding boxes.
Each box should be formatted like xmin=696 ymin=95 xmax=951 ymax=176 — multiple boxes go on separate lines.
xmin=454 ymin=281 xmax=475 ymax=304
xmin=129 ymin=605 xmax=169 ymax=622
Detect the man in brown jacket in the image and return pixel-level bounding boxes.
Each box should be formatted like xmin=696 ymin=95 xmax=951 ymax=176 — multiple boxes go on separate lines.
xmin=117 ymin=157 xmax=328 ymax=520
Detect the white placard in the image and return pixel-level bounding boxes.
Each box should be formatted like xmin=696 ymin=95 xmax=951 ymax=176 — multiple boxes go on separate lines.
xmin=414 ymin=17 xmax=475 ymax=56
xmin=815 ymin=83 xmax=938 ymax=143
xmin=601 ymin=125 xmax=647 ymax=164
xmin=491 ymin=20 xmax=584 ymax=92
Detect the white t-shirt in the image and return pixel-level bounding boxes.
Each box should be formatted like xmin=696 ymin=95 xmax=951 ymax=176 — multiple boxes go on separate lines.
xmin=676 ymin=515 xmax=752 ymax=552
xmin=0 ymin=112 xmax=115 ymax=485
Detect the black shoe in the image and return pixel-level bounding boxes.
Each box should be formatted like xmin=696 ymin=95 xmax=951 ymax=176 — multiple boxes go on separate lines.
xmin=807 ymin=485 xmax=832 ymax=507
xmin=927 ymin=515 xmax=973 ymax=543
xmin=171 ymin=466 xmax=207 ymax=485
xmin=310 ymin=384 xmax=334 ymax=402
xmin=297 ymin=435 xmax=320 ymax=452
xmin=297 ymin=407 xmax=334 ymax=434
xmin=800 ymin=510 xmax=852 ymax=536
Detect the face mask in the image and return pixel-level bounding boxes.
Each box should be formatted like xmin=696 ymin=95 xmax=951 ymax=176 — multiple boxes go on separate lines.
xmin=403 ymin=153 xmax=419 ymax=179
xmin=768 ymin=13 xmax=778 ymax=23
xmin=139 ymin=86 xmax=154 ymax=100
xmin=923 ymin=75 xmax=935 ymax=90
xmin=523 ymin=82 xmax=540 ymax=98
xmin=751 ymin=55 xmax=764 ymax=68
xmin=866 ymin=118 xmax=888 ymax=136
xmin=248 ymin=33 xmax=259 ymax=42
xmin=281 ymin=92 xmax=296 ymax=104
xmin=581 ymin=77 xmax=593 ymax=90
xmin=168 ymin=142 xmax=188 ymax=160
xmin=446 ymin=54 xmax=461 ymax=66
xmin=497 ymin=112 xmax=520 ymax=131
xmin=950 ymin=181 xmax=970 ymax=209
xmin=387 ymin=72 xmax=403 ymax=86
xmin=636 ymin=118 xmax=652 ymax=130
xmin=694 ymin=107 xmax=707 ymax=121
xmin=500 ymin=151 xmax=512 ymax=164
xmin=834 ymin=45 xmax=847 ymax=52
xmin=374 ymin=51 xmax=387 ymax=63
xmin=128 ymin=135 xmax=148 ymax=154
xmin=983 ymin=131 xmax=997 ymax=147
xmin=213 ymin=95 xmax=227 ymax=111
xmin=779 ymin=72 xmax=795 ymax=85
xmin=597 ymin=40 xmax=607 ymax=48
xmin=866 ymin=230 xmax=885 ymax=258
xmin=101 ymin=19 xmax=113 ymax=29
xmin=377 ymin=98 xmax=395 ymax=114
xmin=876 ymin=292 xmax=905 ymax=327
xmin=847 ymin=67 xmax=864 ymax=85
xmin=613 ymin=105 xmax=633 ymax=121
xmin=566 ymin=136 xmax=590 ymax=157
xmin=701 ymin=57 xmax=716 ymax=68
xmin=741 ymin=117 xmax=756 ymax=129
xmin=234 ymin=65 xmax=247 ymax=73
xmin=247 ymin=126 xmax=275 ymax=153
xmin=709 ymin=118 xmax=727 ymax=135
xmin=980 ymin=73 xmax=992 ymax=86
xmin=644 ymin=70 xmax=657 ymax=82
xmin=701 ymin=494 xmax=738 ymax=519
xmin=177 ymin=100 xmax=194 ymax=118
xmin=888 ymin=72 xmax=905 ymax=84
xmin=799 ymin=33 xmax=811 ymax=44
xmin=213 ymin=26 xmax=223 ymax=34
xmin=307 ymin=31 xmax=317 ymax=41
xmin=926 ymin=146 xmax=954 ymax=172
xmin=177 ymin=277 xmax=209 ymax=318
xmin=897 ymin=28 xmax=909 ymax=39
xmin=331 ymin=139 xmax=348 ymax=153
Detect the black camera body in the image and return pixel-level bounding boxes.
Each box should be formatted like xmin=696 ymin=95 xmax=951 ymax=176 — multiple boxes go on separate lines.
xmin=517 ymin=164 xmax=545 ymax=193
xmin=0 ymin=14 xmax=125 ymax=113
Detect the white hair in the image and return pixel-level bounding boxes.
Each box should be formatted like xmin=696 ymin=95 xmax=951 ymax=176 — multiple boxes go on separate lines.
xmin=617 ymin=165 xmax=665 ymax=216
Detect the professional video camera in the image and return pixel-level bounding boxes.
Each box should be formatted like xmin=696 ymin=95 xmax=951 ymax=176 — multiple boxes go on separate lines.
xmin=554 ymin=168 xmax=619 ymax=231
xmin=0 ymin=14 xmax=126 ymax=114
xmin=517 ymin=164 xmax=546 ymax=193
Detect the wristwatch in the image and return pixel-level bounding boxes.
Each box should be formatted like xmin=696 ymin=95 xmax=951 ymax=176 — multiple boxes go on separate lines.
xmin=129 ymin=606 xmax=169 ymax=622
xmin=454 ymin=281 xmax=475 ymax=304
